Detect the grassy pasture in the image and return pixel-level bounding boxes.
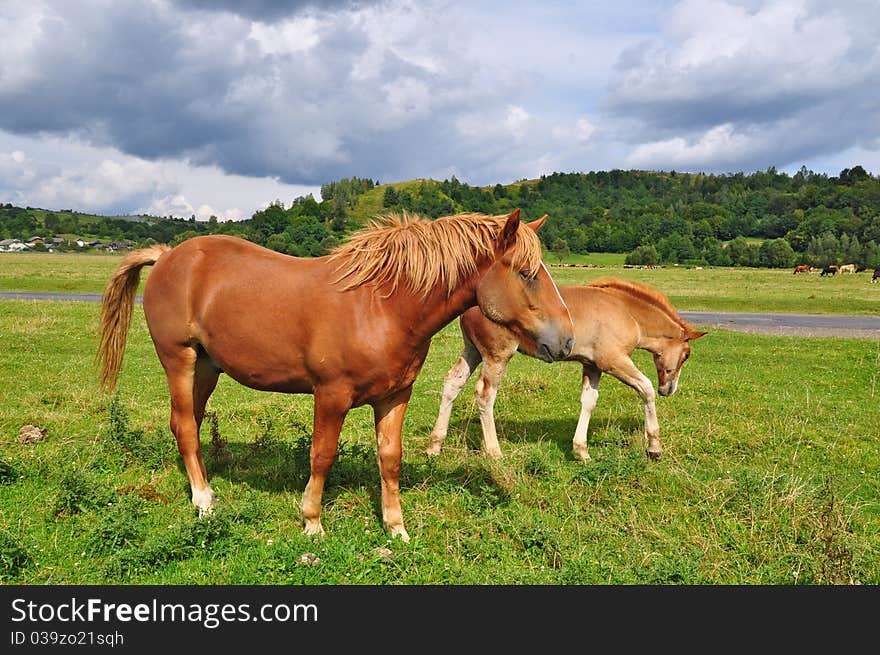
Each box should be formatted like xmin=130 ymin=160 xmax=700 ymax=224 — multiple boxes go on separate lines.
xmin=0 ymin=253 xmax=878 ymax=584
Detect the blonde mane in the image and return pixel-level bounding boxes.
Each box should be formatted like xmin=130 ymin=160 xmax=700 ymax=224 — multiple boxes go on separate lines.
xmin=329 ymin=211 xmax=543 ymax=297
xmin=588 ymin=276 xmax=692 ymax=332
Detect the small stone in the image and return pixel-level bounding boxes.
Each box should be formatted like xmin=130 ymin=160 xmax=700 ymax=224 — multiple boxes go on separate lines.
xmin=374 ymin=546 xmax=393 ymax=561
xmin=19 ymin=424 xmax=47 ymax=444
xmin=298 ymin=552 xmax=320 ymax=567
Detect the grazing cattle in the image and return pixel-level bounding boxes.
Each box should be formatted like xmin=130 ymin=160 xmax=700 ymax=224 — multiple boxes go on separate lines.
xmin=793 ymin=265 xmax=811 ymax=274
xmin=97 ymin=210 xmax=574 ymax=541
xmin=872 ymin=267 xmax=880 ymax=283
xmin=427 ymin=277 xmax=707 ymax=462
xmin=856 ymin=265 xmax=867 ymax=273
xmin=839 ymin=263 xmax=857 ymax=274
xmin=821 ymin=265 xmax=839 ymax=276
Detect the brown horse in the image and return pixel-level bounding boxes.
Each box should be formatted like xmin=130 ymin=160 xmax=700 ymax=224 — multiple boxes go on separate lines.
xmin=426 ymin=277 xmax=706 ymax=461
xmin=97 ymin=210 xmax=574 ymax=541
xmin=793 ymin=265 xmax=811 ymax=274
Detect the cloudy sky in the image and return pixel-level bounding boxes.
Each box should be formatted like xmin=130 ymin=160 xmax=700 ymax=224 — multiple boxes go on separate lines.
xmin=1 ymin=0 xmax=878 ymax=220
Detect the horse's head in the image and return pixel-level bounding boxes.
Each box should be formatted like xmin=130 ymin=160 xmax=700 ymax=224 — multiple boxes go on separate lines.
xmin=652 ymin=329 xmax=707 ymax=396
xmin=476 ymin=210 xmax=574 ymax=362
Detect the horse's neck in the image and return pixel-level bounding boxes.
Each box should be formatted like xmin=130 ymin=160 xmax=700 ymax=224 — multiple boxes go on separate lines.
xmin=624 ymin=298 xmax=683 ymax=350
xmin=394 ymin=280 xmax=480 ymax=345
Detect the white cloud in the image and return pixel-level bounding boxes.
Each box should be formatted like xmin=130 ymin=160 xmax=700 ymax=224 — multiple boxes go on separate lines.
xmin=0 ymin=132 xmax=319 ymax=219
xmin=504 ymin=106 xmax=531 ymax=141
xmin=626 ymin=123 xmax=756 ymax=168
xmin=248 ymin=16 xmax=321 ymax=56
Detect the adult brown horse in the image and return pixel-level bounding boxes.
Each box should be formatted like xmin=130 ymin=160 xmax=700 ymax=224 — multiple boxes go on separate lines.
xmin=426 ymin=277 xmax=706 ymax=462
xmin=97 ymin=210 xmax=574 ymax=541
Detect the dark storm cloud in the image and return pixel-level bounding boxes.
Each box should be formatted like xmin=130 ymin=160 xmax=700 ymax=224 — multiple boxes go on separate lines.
xmin=1 ymin=0 xmax=536 ymax=188
xmin=172 ymin=0 xmax=369 ymax=21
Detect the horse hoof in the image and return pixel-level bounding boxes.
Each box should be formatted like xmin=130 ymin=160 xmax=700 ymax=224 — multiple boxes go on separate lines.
xmin=572 ymin=447 xmax=591 ymax=462
xmin=484 ymin=448 xmax=503 ymax=460
xmin=193 ymin=488 xmax=218 ymax=516
xmin=303 ymin=520 xmax=326 ymax=538
xmin=390 ymin=527 xmax=410 ymax=543
xmin=425 ymin=444 xmax=441 ymax=457
xmin=646 ymin=449 xmax=662 ymax=461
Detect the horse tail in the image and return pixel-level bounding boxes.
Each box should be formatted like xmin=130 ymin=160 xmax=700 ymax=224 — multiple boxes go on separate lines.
xmin=97 ymin=244 xmax=171 ymax=391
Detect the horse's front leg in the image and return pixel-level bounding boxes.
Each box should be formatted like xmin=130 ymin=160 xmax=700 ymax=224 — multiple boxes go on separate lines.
xmin=302 ymin=389 xmax=350 ymax=537
xmin=373 ymin=387 xmax=413 ymax=541
xmin=572 ymin=364 xmax=601 ymax=461
xmin=608 ymin=358 xmax=662 ymax=460
xmin=475 ymin=357 xmax=512 ymax=459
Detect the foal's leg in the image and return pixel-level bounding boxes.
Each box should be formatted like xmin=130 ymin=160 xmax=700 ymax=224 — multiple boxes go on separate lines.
xmin=572 ymin=364 xmax=601 ymax=462
xmin=302 ymin=389 xmax=350 ymax=537
xmin=475 ymin=353 xmax=514 ymax=459
xmin=163 ymin=346 xmax=216 ymax=515
xmin=426 ymin=338 xmax=482 ymax=456
xmin=607 ymin=357 xmax=662 ymax=459
xmin=373 ymin=387 xmax=413 ymax=541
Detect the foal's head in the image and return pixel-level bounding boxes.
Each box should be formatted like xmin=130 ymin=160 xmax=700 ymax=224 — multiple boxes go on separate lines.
xmin=652 ymin=329 xmax=707 ymax=396
xmin=476 ymin=210 xmax=574 ymax=362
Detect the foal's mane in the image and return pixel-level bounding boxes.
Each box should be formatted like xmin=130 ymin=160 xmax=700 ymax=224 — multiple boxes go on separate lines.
xmin=589 ymin=277 xmax=692 ymax=332
xmin=329 ymin=212 xmax=543 ymax=297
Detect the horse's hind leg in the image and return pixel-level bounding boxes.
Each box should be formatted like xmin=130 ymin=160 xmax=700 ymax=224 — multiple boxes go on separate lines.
xmin=164 ymin=346 xmax=217 ymax=515
xmin=426 ymin=337 xmax=482 ymax=456
xmin=192 ymin=352 xmax=221 ymax=485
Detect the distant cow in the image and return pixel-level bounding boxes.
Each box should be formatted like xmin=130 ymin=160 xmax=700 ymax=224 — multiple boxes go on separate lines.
xmin=839 ymin=263 xmax=857 ymax=274
xmin=793 ymin=264 xmax=811 ymax=274
xmin=821 ymin=265 xmax=839 ymax=276
xmin=872 ymin=267 xmax=880 ymax=283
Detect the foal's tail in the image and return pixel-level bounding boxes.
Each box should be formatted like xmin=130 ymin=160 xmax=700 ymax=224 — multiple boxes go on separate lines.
xmin=97 ymin=244 xmax=171 ymax=392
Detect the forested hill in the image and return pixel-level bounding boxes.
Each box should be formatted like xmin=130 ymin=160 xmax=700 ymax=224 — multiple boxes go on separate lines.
xmin=2 ymin=166 xmax=879 ymax=269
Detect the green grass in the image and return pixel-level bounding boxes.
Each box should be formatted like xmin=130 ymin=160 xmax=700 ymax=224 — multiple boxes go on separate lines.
xmin=0 ymin=252 xmax=123 ymax=294
xmin=1 ymin=296 xmax=878 ymax=584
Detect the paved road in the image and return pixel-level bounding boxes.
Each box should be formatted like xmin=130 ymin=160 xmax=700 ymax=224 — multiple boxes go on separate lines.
xmin=2 ymin=291 xmax=878 ymax=338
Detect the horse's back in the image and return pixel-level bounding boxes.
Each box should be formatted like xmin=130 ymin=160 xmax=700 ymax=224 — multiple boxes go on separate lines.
xmin=560 ymin=286 xmax=639 ymax=360
xmin=142 ymin=236 xmax=336 ymax=390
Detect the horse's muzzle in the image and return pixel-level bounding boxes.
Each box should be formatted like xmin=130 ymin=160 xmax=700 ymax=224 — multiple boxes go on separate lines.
xmin=537 ymin=335 xmax=574 ymax=363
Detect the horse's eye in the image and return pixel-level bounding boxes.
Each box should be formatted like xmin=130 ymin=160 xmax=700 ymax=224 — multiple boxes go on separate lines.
xmin=518 ymin=270 xmax=533 ymax=281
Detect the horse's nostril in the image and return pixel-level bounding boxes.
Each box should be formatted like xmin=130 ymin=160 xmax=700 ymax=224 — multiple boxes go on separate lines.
xmin=564 ymin=337 xmax=574 ymax=354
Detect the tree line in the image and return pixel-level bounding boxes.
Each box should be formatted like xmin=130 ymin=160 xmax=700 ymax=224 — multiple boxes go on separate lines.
xmin=2 ymin=167 xmax=879 ymax=268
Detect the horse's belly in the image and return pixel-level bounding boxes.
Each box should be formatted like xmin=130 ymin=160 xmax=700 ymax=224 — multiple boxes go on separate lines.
xmin=201 ymin=339 xmax=313 ymax=393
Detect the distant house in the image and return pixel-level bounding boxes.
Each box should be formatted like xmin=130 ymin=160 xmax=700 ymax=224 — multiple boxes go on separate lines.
xmin=0 ymin=239 xmax=29 ymax=252
xmin=75 ymin=238 xmax=85 ymax=248
xmin=27 ymin=236 xmax=45 ymax=245
xmin=52 ymin=237 xmax=65 ymax=244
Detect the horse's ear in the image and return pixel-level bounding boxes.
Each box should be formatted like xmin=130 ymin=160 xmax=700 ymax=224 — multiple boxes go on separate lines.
xmin=525 ymin=214 xmax=548 ymax=232
xmin=497 ymin=209 xmax=521 ymax=253
xmin=687 ymin=329 xmax=708 ymax=341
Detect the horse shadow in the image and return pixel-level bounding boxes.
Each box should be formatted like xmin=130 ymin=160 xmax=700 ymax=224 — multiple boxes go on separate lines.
xmin=442 ymin=415 xmax=645 ymax=457
xmin=183 ymin=410 xmax=646 ymax=526
xmin=189 ymin=421 xmax=523 ymax=522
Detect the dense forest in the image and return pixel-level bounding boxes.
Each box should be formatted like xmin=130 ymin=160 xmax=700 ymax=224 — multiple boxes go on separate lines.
xmin=2 ymin=166 xmax=879 ymax=269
